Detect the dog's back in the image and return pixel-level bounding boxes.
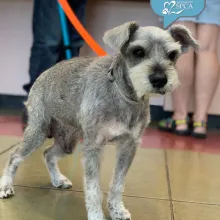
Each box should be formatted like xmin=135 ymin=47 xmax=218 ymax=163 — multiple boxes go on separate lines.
xmin=25 ymin=56 xmax=116 ymax=136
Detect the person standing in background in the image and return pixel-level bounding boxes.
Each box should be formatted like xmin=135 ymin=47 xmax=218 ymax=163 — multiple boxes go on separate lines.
xmin=22 ymin=0 xmax=87 ymax=128
xmin=158 ymin=0 xmax=220 ymax=139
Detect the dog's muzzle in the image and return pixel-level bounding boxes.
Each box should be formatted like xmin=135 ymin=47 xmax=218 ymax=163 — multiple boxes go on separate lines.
xmin=149 ymin=73 xmax=167 ymax=89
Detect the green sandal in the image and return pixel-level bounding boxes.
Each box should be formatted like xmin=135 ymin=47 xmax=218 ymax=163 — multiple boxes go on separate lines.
xmin=191 ymin=121 xmax=207 ymax=139
xmin=158 ymin=117 xmax=190 ymax=136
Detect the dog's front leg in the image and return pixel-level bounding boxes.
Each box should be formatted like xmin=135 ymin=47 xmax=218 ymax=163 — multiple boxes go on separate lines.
xmin=108 ymin=137 xmax=138 ymax=220
xmin=83 ymin=141 xmax=105 ymax=220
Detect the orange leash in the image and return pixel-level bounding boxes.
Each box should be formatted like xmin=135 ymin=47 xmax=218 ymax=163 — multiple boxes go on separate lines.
xmin=58 ymin=0 xmax=107 ymax=56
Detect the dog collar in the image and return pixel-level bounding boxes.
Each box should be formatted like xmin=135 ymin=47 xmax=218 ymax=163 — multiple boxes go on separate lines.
xmin=108 ymin=68 xmax=141 ymax=105
xmin=107 ymin=57 xmax=144 ymax=105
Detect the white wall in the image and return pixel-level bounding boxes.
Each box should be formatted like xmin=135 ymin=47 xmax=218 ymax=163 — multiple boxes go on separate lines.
xmin=0 ymin=0 xmax=32 ymax=96
xmin=0 ymin=0 xmax=172 ymax=106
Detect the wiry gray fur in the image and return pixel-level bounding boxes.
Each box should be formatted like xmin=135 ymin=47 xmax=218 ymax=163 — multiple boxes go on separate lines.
xmin=0 ymin=21 xmax=198 ymax=220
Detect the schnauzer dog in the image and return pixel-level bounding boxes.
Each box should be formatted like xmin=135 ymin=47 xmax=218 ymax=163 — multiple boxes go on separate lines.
xmin=0 ymin=21 xmax=198 ymax=220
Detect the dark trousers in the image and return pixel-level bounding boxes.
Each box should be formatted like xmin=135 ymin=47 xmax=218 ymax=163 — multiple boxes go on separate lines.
xmin=23 ymin=0 xmax=87 ymax=93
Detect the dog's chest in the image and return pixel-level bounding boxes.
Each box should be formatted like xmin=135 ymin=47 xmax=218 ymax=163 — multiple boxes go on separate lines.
xmin=107 ymin=121 xmax=127 ymax=137
xmin=102 ymin=120 xmax=144 ymax=141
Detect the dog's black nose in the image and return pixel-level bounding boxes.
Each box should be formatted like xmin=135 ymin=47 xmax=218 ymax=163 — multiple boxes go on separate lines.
xmin=149 ymin=73 xmax=167 ymax=88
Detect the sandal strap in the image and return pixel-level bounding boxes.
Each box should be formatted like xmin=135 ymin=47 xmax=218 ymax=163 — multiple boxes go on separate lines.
xmin=159 ymin=118 xmax=172 ymax=128
xmin=175 ymin=119 xmax=188 ymax=125
xmin=193 ymin=121 xmax=207 ymax=128
xmin=159 ymin=117 xmax=188 ymax=128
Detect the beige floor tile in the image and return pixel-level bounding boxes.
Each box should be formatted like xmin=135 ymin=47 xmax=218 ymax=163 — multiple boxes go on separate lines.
xmin=122 ymin=148 xmax=168 ymax=199
xmin=0 ymin=138 xmax=168 ymax=199
xmin=173 ymin=201 xmax=220 ymax=220
xmin=167 ymin=149 xmax=220 ymax=204
xmin=0 ymin=136 xmax=21 ymax=154
xmin=123 ymin=197 xmax=171 ymax=220
xmin=0 ymin=186 xmax=87 ymax=220
xmin=0 ymin=186 xmax=171 ymax=220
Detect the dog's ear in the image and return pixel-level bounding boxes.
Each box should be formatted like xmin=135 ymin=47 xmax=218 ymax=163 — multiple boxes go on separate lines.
xmin=103 ymin=21 xmax=139 ymax=50
xmin=168 ymin=24 xmax=199 ymax=53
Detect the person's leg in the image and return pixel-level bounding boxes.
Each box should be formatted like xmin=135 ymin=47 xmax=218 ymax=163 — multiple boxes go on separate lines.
xmin=193 ymin=24 xmax=220 ymax=134
xmin=67 ymin=0 xmax=87 ymax=57
xmin=171 ymin=21 xmax=197 ymax=131
xmin=23 ymin=0 xmax=62 ymax=93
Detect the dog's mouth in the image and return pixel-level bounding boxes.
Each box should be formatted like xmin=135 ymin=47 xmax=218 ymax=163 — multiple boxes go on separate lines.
xmin=158 ymin=90 xmax=166 ymax=95
xmin=151 ymin=83 xmax=174 ymax=95
xmin=150 ymin=88 xmax=166 ymax=95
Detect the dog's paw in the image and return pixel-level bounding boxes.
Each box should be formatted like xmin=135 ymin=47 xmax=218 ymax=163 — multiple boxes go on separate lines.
xmin=0 ymin=185 xmax=15 ymax=199
xmin=88 ymin=213 xmax=106 ymax=220
xmin=108 ymin=204 xmax=131 ymax=220
xmin=52 ymin=175 xmax=72 ymax=189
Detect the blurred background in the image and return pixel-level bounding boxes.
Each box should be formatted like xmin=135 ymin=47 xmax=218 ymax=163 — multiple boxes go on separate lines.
xmin=1 ymin=0 xmax=220 ymax=127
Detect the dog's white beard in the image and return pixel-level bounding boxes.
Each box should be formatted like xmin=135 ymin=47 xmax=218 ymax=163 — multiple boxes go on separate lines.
xmin=129 ymin=65 xmax=150 ymax=99
xmin=165 ymin=69 xmax=180 ymax=92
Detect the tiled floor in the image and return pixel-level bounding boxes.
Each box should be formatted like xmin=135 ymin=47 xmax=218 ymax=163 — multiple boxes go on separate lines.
xmin=0 ymin=115 xmax=220 ymax=220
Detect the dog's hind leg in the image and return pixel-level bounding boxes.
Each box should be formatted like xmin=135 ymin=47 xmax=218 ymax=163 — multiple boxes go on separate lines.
xmin=44 ymin=139 xmax=77 ymax=189
xmin=0 ymin=112 xmax=47 ymax=199
xmin=107 ymin=137 xmax=138 ymax=220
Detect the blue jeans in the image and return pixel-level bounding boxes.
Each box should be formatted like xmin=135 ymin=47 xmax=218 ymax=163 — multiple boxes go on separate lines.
xmin=23 ymin=0 xmax=87 ymax=93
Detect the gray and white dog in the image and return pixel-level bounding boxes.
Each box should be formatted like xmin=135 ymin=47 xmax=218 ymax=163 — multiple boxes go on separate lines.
xmin=0 ymin=21 xmax=198 ymax=220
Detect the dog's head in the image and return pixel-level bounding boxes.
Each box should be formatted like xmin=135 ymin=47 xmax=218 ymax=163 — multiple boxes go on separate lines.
xmin=103 ymin=21 xmax=198 ymax=98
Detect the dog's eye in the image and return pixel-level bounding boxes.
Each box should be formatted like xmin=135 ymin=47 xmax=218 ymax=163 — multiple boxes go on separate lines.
xmin=133 ymin=48 xmax=145 ymax=58
xmin=168 ymin=51 xmax=178 ymax=61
